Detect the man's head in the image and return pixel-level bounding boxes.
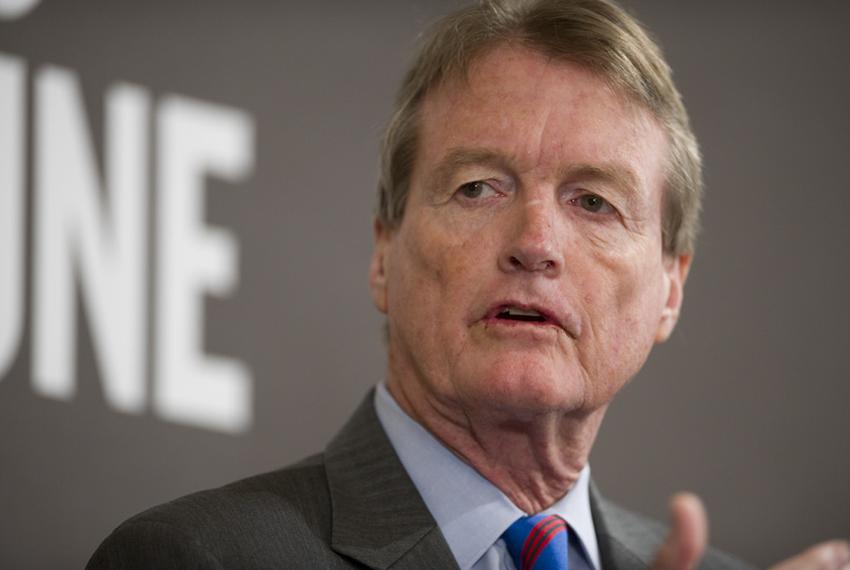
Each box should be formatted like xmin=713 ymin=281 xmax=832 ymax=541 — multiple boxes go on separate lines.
xmin=369 ymin=0 xmax=697 ymax=424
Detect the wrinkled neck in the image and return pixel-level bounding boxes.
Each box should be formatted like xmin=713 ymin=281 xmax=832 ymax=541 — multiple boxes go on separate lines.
xmin=386 ymin=376 xmax=607 ymax=514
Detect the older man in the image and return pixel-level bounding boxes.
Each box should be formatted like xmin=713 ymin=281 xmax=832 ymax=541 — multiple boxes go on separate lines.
xmin=88 ymin=1 xmax=849 ymax=569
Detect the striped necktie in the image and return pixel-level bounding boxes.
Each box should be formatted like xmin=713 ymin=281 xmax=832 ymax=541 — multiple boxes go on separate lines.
xmin=502 ymin=513 xmax=569 ymax=570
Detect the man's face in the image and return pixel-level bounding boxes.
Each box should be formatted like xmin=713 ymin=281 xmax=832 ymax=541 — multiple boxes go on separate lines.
xmin=370 ymin=44 xmax=690 ymax=420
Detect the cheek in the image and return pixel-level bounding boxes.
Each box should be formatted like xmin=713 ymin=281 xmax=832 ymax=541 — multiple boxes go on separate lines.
xmin=387 ymin=226 xmax=478 ymax=342
xmin=386 ymin=223 xmax=493 ymax=390
xmin=407 ymin=216 xmax=496 ymax=293
xmin=582 ymin=250 xmax=667 ymax=373
xmin=620 ymin=272 xmax=666 ymax=344
xmin=595 ymin=234 xmax=665 ymax=311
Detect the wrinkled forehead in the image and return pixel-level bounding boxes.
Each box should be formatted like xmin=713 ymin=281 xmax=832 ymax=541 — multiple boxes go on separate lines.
xmin=414 ymin=44 xmax=670 ymax=198
xmin=426 ymin=39 xmax=663 ymax=128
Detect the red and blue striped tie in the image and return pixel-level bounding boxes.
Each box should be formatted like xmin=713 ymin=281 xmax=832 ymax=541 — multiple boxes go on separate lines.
xmin=502 ymin=513 xmax=569 ymax=570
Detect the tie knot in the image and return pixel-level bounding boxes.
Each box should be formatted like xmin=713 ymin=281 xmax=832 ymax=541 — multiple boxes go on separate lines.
xmin=502 ymin=514 xmax=569 ymax=570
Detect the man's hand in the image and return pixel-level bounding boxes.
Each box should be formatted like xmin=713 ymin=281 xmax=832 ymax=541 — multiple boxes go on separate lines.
xmin=652 ymin=493 xmax=707 ymax=570
xmin=651 ymin=493 xmax=850 ymax=570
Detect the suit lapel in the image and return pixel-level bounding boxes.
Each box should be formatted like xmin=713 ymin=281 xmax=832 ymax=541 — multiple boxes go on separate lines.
xmin=324 ymin=392 xmax=671 ymax=570
xmin=591 ymin=482 xmax=666 ymax=570
xmin=325 ymin=390 xmax=459 ymax=569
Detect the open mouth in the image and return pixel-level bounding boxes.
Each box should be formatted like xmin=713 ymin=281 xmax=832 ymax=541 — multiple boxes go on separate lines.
xmin=482 ymin=302 xmax=577 ymax=339
xmin=495 ymin=306 xmax=548 ymax=323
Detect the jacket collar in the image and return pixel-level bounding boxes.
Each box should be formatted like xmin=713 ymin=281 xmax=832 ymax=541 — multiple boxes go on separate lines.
xmin=591 ymin=481 xmax=666 ymax=570
xmin=325 ymin=390 xmax=661 ymax=570
xmin=324 ymin=390 xmax=460 ymax=569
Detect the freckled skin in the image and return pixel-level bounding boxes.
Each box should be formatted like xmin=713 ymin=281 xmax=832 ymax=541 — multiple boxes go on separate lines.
xmin=369 ymin=44 xmax=690 ymax=512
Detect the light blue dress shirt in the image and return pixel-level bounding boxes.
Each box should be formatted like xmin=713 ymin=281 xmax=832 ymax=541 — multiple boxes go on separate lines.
xmin=374 ymin=383 xmax=599 ymax=570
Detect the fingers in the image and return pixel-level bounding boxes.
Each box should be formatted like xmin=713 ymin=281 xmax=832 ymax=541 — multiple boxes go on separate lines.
xmin=651 ymin=492 xmax=708 ymax=570
xmin=770 ymin=540 xmax=850 ymax=570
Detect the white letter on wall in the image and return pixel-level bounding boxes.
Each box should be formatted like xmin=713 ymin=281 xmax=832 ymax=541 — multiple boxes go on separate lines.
xmin=0 ymin=53 xmax=24 ymax=378
xmin=155 ymin=96 xmax=254 ymax=433
xmin=33 ymin=66 xmax=149 ymax=412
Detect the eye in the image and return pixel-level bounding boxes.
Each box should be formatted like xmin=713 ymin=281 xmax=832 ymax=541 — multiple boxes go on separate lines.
xmin=571 ymin=193 xmax=614 ymax=214
xmin=457 ymin=180 xmax=498 ymax=200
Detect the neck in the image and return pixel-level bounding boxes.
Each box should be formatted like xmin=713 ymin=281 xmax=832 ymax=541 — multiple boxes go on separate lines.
xmin=386 ymin=377 xmax=607 ymax=514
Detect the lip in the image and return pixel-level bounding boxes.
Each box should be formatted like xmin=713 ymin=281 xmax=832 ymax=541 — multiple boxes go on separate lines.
xmin=480 ymin=300 xmax=578 ymax=339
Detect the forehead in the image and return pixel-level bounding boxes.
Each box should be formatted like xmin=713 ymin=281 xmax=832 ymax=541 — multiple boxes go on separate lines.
xmin=415 ymin=44 xmax=669 ymax=197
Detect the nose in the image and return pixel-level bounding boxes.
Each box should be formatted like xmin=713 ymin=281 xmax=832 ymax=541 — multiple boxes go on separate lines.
xmin=498 ymin=198 xmax=563 ymax=276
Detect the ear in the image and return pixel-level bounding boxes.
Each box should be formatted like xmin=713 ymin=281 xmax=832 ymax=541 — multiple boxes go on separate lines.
xmin=368 ymin=218 xmax=392 ymax=314
xmin=655 ymin=253 xmax=692 ymax=343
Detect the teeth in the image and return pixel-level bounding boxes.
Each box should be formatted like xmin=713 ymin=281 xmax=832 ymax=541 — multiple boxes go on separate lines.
xmin=501 ymin=307 xmax=542 ymax=317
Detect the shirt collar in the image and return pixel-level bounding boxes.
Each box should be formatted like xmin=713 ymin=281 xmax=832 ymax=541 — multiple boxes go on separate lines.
xmin=374 ymin=382 xmax=600 ymax=570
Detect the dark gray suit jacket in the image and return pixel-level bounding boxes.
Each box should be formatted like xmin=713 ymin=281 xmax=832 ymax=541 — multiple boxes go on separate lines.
xmin=87 ymin=392 xmax=753 ymax=569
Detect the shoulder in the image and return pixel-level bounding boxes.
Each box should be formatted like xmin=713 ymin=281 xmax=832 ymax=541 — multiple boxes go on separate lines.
xmin=593 ymin=494 xmax=756 ymax=570
xmin=86 ymin=454 xmax=339 ymax=569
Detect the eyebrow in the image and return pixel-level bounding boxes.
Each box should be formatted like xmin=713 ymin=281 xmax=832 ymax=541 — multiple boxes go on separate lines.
xmin=429 ymin=148 xmax=510 ymax=195
xmin=559 ymin=163 xmax=641 ymax=208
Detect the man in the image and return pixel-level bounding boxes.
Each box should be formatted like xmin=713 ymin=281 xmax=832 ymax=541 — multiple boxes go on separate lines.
xmin=88 ymin=1 xmax=849 ymax=568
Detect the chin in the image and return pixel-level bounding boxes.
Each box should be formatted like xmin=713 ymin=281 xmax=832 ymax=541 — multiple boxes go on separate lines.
xmin=455 ymin=354 xmax=588 ymax=417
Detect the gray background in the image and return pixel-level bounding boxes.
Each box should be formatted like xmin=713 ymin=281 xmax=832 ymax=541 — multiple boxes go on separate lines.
xmin=1 ymin=1 xmax=848 ymax=568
